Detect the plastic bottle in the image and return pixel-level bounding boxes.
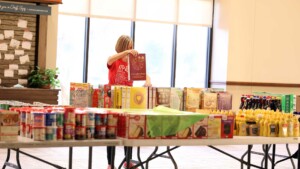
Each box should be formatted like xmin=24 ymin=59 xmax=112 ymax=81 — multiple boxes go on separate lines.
xmin=293 ymin=117 xmax=299 ymax=137
xmin=288 ymin=116 xmax=294 ymax=137
xmin=278 ymin=117 xmax=288 ymax=137
xmin=268 ymin=118 xmax=277 ymax=137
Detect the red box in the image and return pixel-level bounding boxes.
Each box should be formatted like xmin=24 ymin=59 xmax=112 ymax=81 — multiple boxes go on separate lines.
xmin=221 ymin=115 xmax=234 ymax=138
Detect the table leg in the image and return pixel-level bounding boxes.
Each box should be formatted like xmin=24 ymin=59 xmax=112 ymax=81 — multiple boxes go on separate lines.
xmin=125 ymin=147 xmax=132 ymax=169
xmin=166 ymin=146 xmax=178 ymax=169
xmin=298 ymin=144 xmax=300 ymax=169
xmin=16 ymin=149 xmax=22 ymax=169
xmin=137 ymin=147 xmax=144 ymax=169
xmin=271 ymin=144 xmax=276 ymax=169
xmin=247 ymin=145 xmax=252 ymax=169
xmin=69 ymin=147 xmax=73 ymax=169
xmin=264 ymin=144 xmax=271 ymax=169
xmin=88 ymin=147 xmax=92 ymax=169
xmin=2 ymin=149 xmax=11 ymax=169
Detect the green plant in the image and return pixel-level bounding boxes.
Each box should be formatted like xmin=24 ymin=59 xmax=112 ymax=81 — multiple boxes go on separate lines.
xmin=28 ymin=66 xmax=60 ymax=89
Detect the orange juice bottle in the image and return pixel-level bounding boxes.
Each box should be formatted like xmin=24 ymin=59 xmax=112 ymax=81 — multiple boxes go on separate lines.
xmin=278 ymin=117 xmax=288 ymax=137
xmin=288 ymin=117 xmax=294 ymax=137
xmin=293 ymin=117 xmax=299 ymax=137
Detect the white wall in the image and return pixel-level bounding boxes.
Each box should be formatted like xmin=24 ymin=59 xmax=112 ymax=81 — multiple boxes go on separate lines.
xmin=212 ymin=0 xmax=300 ymax=110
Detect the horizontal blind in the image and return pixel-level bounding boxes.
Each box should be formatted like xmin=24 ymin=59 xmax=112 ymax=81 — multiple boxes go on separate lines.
xmin=59 ymin=0 xmax=213 ymax=27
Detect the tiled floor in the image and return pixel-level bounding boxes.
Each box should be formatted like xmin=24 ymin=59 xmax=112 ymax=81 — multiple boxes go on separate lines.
xmin=0 ymin=144 xmax=298 ymax=169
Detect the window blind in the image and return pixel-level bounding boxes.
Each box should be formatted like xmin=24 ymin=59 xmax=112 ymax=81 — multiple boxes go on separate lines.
xmin=59 ymin=0 xmax=213 ymax=27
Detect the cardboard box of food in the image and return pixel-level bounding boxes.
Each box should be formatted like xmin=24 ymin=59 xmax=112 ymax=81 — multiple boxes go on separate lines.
xmin=193 ymin=116 xmax=208 ymax=139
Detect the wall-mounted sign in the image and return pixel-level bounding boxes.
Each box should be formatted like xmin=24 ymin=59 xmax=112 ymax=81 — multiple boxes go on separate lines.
xmin=0 ymin=2 xmax=51 ymax=15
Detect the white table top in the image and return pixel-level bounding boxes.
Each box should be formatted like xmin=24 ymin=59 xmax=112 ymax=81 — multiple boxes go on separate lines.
xmin=122 ymin=136 xmax=300 ymax=147
xmin=1 ymin=136 xmax=300 ymax=149
xmin=0 ymin=137 xmax=122 ymax=148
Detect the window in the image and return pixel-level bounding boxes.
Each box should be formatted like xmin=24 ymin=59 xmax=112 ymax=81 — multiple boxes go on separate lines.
xmin=175 ymin=25 xmax=209 ymax=88
xmin=134 ymin=21 xmax=174 ymax=87
xmin=87 ymin=18 xmax=132 ymax=86
xmin=57 ymin=0 xmax=213 ymax=104
xmin=56 ymin=15 xmax=86 ymax=105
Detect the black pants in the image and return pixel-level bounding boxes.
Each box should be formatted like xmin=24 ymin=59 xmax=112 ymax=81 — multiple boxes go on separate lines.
xmin=107 ymin=146 xmax=132 ymax=165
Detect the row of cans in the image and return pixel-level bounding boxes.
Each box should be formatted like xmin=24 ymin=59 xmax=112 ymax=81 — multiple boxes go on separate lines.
xmin=30 ymin=125 xmax=113 ymax=141
xmin=18 ymin=107 xmax=109 ymax=127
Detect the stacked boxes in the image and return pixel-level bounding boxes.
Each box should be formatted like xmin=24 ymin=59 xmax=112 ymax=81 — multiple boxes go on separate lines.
xmin=0 ymin=110 xmax=19 ymax=141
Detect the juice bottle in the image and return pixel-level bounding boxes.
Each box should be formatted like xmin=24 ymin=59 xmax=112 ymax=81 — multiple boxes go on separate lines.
xmin=293 ymin=117 xmax=299 ymax=137
xmin=268 ymin=118 xmax=277 ymax=137
xmin=278 ymin=117 xmax=288 ymax=137
xmin=288 ymin=117 xmax=294 ymax=137
xmin=263 ymin=117 xmax=269 ymax=137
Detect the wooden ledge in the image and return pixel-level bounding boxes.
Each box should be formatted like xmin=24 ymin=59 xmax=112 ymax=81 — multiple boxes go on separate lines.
xmin=2 ymin=0 xmax=62 ymax=5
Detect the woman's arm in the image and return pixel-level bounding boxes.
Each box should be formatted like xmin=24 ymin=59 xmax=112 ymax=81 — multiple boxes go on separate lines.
xmin=107 ymin=49 xmax=138 ymax=66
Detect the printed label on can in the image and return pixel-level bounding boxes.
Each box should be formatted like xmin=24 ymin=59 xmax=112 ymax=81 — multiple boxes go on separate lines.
xmin=95 ymin=113 xmax=107 ymax=126
xmin=64 ymin=124 xmax=75 ymax=140
xmin=86 ymin=126 xmax=95 ymax=139
xmin=45 ymin=113 xmax=56 ymax=127
xmin=57 ymin=127 xmax=63 ymax=140
xmin=46 ymin=126 xmax=57 ymax=141
xmin=32 ymin=112 xmax=45 ymax=127
xmin=75 ymin=126 xmax=86 ymax=140
xmin=95 ymin=125 xmax=106 ymax=139
xmin=86 ymin=112 xmax=95 ymax=126
xmin=56 ymin=112 xmax=64 ymax=126
xmin=32 ymin=127 xmax=45 ymax=141
xmin=64 ymin=108 xmax=75 ymax=124
xmin=75 ymin=113 xmax=87 ymax=127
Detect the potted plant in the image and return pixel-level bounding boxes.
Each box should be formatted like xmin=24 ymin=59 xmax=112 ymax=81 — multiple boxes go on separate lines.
xmin=28 ymin=66 xmax=60 ymax=89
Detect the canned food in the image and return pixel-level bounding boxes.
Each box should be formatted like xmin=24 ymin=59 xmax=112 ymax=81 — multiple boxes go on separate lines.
xmin=86 ymin=111 xmax=95 ymax=126
xmin=45 ymin=112 xmax=56 ymax=127
xmin=32 ymin=127 xmax=45 ymax=141
xmin=95 ymin=113 xmax=107 ymax=126
xmin=75 ymin=126 xmax=86 ymax=140
xmin=64 ymin=107 xmax=75 ymax=124
xmin=57 ymin=126 xmax=63 ymax=140
xmin=46 ymin=126 xmax=57 ymax=141
xmin=64 ymin=124 xmax=75 ymax=140
xmin=86 ymin=126 xmax=95 ymax=139
xmin=75 ymin=113 xmax=86 ymax=127
xmin=32 ymin=112 xmax=45 ymax=127
xmin=95 ymin=125 xmax=106 ymax=139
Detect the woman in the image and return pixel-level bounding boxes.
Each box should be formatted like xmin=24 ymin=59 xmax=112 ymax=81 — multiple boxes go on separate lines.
xmin=107 ymin=35 xmax=150 ymax=169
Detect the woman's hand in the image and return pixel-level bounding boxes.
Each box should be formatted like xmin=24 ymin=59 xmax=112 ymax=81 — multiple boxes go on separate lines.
xmin=127 ymin=49 xmax=138 ymax=56
xmin=143 ymin=74 xmax=152 ymax=87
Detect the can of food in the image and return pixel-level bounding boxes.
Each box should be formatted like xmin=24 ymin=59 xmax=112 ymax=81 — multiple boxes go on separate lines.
xmin=57 ymin=126 xmax=63 ymax=140
xmin=26 ymin=124 xmax=32 ymax=138
xmin=75 ymin=126 xmax=86 ymax=140
xmin=95 ymin=125 xmax=106 ymax=139
xmin=25 ymin=110 xmax=31 ymax=125
xmin=106 ymin=126 xmax=117 ymax=139
xmin=75 ymin=112 xmax=86 ymax=127
xmin=20 ymin=122 xmax=26 ymax=137
xmin=56 ymin=111 xmax=64 ymax=126
xmin=86 ymin=126 xmax=95 ymax=139
xmin=46 ymin=126 xmax=57 ymax=141
xmin=20 ymin=109 xmax=26 ymax=123
xmin=86 ymin=111 xmax=95 ymax=126
xmin=45 ymin=112 xmax=56 ymax=127
xmin=107 ymin=113 xmax=118 ymax=126
xmin=64 ymin=124 xmax=75 ymax=140
xmin=32 ymin=127 xmax=45 ymax=141
xmin=32 ymin=112 xmax=45 ymax=127
xmin=64 ymin=107 xmax=75 ymax=124
xmin=95 ymin=113 xmax=107 ymax=126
